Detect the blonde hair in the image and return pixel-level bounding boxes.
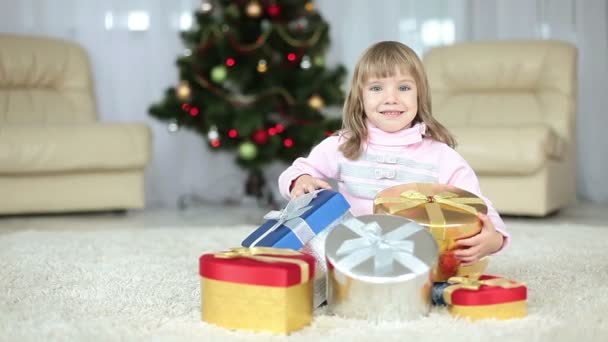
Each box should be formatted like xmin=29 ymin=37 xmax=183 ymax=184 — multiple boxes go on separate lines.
xmin=339 ymin=41 xmax=455 ymax=159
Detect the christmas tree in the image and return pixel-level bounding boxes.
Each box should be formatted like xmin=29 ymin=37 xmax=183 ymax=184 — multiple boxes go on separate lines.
xmin=149 ymin=0 xmax=346 ymax=201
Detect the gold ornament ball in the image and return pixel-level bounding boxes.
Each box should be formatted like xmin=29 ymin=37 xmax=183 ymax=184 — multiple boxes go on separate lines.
xmin=305 ymin=2 xmax=315 ymax=12
xmin=176 ymin=82 xmax=191 ymax=99
xmin=239 ymin=141 xmax=258 ymax=160
xmin=308 ymin=95 xmax=325 ymax=110
xmin=256 ymin=59 xmax=268 ymax=73
xmin=201 ymin=1 xmax=213 ymax=13
xmin=246 ymin=1 xmax=262 ymax=17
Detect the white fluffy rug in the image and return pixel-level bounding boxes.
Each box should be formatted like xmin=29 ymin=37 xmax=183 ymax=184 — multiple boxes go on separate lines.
xmin=1 ymin=221 xmax=608 ymax=342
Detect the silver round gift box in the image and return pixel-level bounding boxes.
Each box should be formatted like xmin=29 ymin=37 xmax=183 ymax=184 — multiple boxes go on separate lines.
xmin=325 ymin=214 xmax=438 ymax=321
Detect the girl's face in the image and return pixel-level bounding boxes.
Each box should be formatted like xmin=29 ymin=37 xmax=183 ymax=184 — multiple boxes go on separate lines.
xmin=362 ymin=69 xmax=418 ymax=133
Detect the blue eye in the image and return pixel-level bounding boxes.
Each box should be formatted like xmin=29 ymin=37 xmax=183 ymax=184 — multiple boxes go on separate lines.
xmin=399 ymin=85 xmax=411 ymax=91
xmin=370 ymin=86 xmax=381 ymax=91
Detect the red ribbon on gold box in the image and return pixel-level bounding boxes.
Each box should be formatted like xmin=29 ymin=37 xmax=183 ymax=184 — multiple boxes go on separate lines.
xmin=199 ymin=247 xmax=315 ymax=334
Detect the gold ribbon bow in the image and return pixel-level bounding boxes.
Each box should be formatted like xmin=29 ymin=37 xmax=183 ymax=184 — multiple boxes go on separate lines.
xmin=443 ymin=275 xmax=525 ymax=305
xmin=215 ymin=247 xmax=310 ymax=283
xmin=375 ymin=190 xmax=484 ymax=216
xmin=374 ymin=184 xmax=485 ymax=239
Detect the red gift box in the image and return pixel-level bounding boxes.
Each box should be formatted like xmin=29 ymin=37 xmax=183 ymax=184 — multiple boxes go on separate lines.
xmin=443 ymin=274 xmax=527 ymax=320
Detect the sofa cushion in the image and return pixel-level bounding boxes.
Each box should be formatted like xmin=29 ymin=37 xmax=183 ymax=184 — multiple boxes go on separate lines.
xmin=0 ymin=123 xmax=151 ymax=174
xmin=424 ymin=41 xmax=577 ymax=144
xmin=0 ymin=34 xmax=97 ymax=124
xmin=450 ymin=125 xmax=563 ymax=175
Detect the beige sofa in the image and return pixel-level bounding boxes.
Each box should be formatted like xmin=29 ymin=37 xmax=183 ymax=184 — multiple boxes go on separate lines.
xmin=0 ymin=34 xmax=151 ymax=214
xmin=424 ymin=40 xmax=577 ymax=216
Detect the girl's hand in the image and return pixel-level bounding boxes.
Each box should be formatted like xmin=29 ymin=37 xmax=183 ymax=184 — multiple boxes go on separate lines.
xmin=453 ymin=213 xmax=504 ymax=266
xmin=289 ymin=174 xmax=332 ymax=198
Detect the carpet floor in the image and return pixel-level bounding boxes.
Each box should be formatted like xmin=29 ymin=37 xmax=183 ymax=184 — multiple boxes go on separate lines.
xmin=1 ymin=221 xmax=607 ymax=342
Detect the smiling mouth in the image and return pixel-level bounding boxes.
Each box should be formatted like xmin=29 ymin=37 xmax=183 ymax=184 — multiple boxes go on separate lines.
xmin=380 ymin=111 xmax=404 ymax=117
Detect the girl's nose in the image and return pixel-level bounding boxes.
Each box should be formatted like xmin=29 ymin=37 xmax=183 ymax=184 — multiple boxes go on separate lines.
xmin=384 ymin=89 xmax=398 ymax=104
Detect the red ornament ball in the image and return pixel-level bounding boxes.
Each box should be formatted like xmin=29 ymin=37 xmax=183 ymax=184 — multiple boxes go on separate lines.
xmin=438 ymin=250 xmax=461 ymax=277
xmin=267 ymin=4 xmax=281 ymax=17
xmin=283 ymin=138 xmax=294 ymax=147
xmin=252 ymin=129 xmax=269 ymax=145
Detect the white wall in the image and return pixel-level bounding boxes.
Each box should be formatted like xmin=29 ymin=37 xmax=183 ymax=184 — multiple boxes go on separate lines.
xmin=1 ymin=0 xmax=606 ymax=206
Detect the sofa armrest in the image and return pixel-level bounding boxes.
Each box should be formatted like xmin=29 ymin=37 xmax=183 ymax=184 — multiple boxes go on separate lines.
xmin=0 ymin=123 xmax=151 ymax=174
xmin=450 ymin=125 xmax=564 ymax=175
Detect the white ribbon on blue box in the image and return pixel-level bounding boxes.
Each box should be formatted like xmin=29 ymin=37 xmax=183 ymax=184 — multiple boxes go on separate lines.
xmin=242 ymin=189 xmax=351 ymax=250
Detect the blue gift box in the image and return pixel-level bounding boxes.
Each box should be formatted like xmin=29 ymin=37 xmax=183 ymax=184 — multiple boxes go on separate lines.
xmin=242 ymin=190 xmax=351 ymax=250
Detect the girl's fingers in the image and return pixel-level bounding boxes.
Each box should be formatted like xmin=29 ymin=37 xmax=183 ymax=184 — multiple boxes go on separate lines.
xmin=314 ymin=179 xmax=332 ymax=190
xmin=304 ymin=184 xmax=316 ymax=193
xmin=456 ymin=246 xmax=481 ymax=265
xmin=458 ymin=251 xmax=479 ymax=264
xmin=456 ymin=234 xmax=480 ymax=247
xmin=290 ymin=177 xmax=331 ymax=198
xmin=459 ymin=257 xmax=479 ymax=266
xmin=454 ymin=246 xmax=478 ymax=259
xmin=290 ymin=188 xmax=303 ymax=198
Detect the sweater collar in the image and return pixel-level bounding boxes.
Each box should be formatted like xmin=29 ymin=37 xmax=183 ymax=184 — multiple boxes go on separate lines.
xmin=366 ymin=119 xmax=426 ymax=146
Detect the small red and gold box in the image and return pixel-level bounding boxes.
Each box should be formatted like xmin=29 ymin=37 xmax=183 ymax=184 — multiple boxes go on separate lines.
xmin=199 ymin=247 xmax=315 ymax=334
xmin=443 ymin=275 xmax=527 ymax=320
xmin=374 ymin=183 xmax=488 ymax=282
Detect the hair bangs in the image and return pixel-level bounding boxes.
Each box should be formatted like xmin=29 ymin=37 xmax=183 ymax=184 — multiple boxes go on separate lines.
xmin=356 ymin=48 xmax=413 ymax=86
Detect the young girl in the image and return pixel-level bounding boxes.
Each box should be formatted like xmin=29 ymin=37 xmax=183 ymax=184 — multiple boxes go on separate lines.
xmin=278 ymin=41 xmax=508 ymax=263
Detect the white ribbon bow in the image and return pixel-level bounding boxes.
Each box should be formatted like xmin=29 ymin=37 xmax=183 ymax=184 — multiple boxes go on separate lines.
xmin=376 ymin=154 xmax=398 ymax=164
xmin=249 ymin=190 xmax=321 ymax=247
xmin=336 ymin=217 xmax=430 ymax=276
xmin=374 ymin=168 xmax=396 ymax=179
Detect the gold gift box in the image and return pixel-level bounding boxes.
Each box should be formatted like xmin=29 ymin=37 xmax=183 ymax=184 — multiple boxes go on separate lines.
xmin=202 ymin=278 xmax=313 ymax=333
xmin=199 ymin=247 xmax=314 ymax=334
xmin=449 ymin=300 xmax=527 ymax=320
xmin=374 ymin=183 xmax=488 ymax=282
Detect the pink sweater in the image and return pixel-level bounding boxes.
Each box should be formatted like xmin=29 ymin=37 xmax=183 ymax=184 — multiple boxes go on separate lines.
xmin=278 ymin=120 xmax=509 ymax=251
